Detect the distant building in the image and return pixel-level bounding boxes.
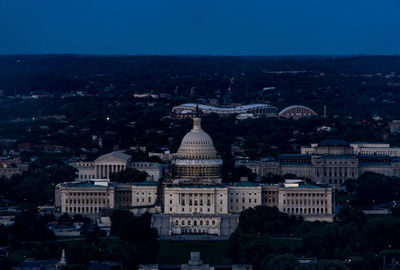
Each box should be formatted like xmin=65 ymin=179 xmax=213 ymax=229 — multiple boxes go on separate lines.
xmin=55 ymin=180 xmax=159 ymax=216
xmin=18 ymin=142 xmax=30 ymax=152
xmin=0 ymin=157 xmax=28 ymax=179
xmin=134 ymin=93 xmax=159 ymax=99
xmin=237 ymin=139 xmax=400 ymax=189
xmin=301 ymin=141 xmax=400 ymax=157
xmin=72 ymin=152 xmax=167 ymax=181
xmin=279 ymin=105 xmax=317 ymax=119
xmin=72 ymin=152 xmax=130 ymax=181
xmin=171 ymin=103 xmax=278 ymax=119
xmin=236 ymin=113 xmax=254 ymax=120
xmin=262 ymin=179 xmax=335 ymax=222
xmin=389 ymin=120 xmax=400 ymax=134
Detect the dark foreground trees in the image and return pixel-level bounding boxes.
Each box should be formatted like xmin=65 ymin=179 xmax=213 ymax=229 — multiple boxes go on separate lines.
xmin=228 ymin=205 xmax=400 ymax=270
xmin=110 ymin=210 xmax=159 ymax=268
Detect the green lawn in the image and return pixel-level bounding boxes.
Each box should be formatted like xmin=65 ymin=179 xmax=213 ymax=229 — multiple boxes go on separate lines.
xmin=157 ymin=240 xmax=231 ymax=265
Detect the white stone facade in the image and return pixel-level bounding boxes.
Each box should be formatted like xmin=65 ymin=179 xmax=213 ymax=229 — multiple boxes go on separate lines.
xmin=73 ymin=151 xmax=129 ymax=181
xmin=56 ymin=118 xmax=335 ymax=237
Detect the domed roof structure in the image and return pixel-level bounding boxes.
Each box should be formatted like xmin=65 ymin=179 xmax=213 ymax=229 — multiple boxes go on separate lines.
xmin=177 ymin=118 xmax=217 ymax=160
xmin=173 ymin=117 xmax=222 ymax=183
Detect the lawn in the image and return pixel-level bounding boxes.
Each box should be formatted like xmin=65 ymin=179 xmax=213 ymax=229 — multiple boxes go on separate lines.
xmin=157 ymin=240 xmax=231 ymax=265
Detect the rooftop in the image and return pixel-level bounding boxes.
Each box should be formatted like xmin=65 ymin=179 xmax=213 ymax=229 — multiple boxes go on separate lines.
xmin=176 ymin=103 xmax=276 ymax=112
xmin=95 ymin=151 xmax=131 ymax=162
xmin=231 ymin=181 xmax=258 ymax=187
xmin=318 ymin=139 xmax=349 ymax=147
xmin=133 ymin=181 xmax=159 ymax=186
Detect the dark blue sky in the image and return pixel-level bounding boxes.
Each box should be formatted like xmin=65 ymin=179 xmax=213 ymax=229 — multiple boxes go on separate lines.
xmin=1 ymin=0 xmax=400 ymax=55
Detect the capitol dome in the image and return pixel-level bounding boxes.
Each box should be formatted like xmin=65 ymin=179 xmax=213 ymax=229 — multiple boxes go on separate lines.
xmin=177 ymin=118 xmax=217 ymax=160
xmin=173 ymin=117 xmax=222 ymax=182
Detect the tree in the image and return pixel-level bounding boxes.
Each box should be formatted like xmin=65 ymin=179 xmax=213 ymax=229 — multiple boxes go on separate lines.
xmin=265 ymin=253 xmax=299 ymax=270
xmin=66 ymin=242 xmax=92 ymax=267
xmin=353 ymin=172 xmax=400 ymax=207
xmin=334 ymin=204 xmax=366 ymax=230
xmin=307 ymin=260 xmax=349 ymax=270
xmin=8 ymin=209 xmax=55 ymax=244
xmin=363 ymin=216 xmax=400 ymax=252
xmin=110 ymin=210 xmax=159 ymax=263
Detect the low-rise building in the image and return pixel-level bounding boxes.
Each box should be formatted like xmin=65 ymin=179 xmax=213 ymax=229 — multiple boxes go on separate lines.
xmin=389 ymin=120 xmax=400 ymax=134
xmin=72 ymin=152 xmax=167 ymax=181
xmin=264 ymin=179 xmax=334 ymax=222
xmin=239 ymin=140 xmax=400 ymax=189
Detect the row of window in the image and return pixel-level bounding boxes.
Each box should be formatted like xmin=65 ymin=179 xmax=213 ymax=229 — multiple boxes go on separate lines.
xmin=65 ymin=199 xmax=108 ymax=205
xmin=136 ymin=197 xmax=153 ymax=203
xmin=177 ymin=199 xmax=211 ymax=206
xmin=65 ymin=192 xmax=108 ymax=197
xmin=67 ymin=206 xmax=101 ymax=214
xmin=77 ymin=163 xmax=93 ymax=167
xmin=78 ymin=174 xmax=96 ymax=179
xmin=174 ymin=219 xmax=217 ymax=226
xmin=169 ymin=207 xmax=215 ymax=213
xmin=171 ymin=193 xmax=213 ymax=197
xmin=284 ymin=199 xmax=328 ymax=206
xmin=286 ymin=193 xmax=326 ymax=197
xmin=284 ymin=207 xmax=328 ymax=215
xmin=315 ymin=160 xmax=356 ymax=165
xmin=230 ymin=198 xmax=258 ymax=204
xmin=230 ymin=192 xmax=259 ymax=196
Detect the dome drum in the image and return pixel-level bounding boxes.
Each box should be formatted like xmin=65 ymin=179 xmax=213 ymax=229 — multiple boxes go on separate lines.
xmin=173 ymin=117 xmax=223 ymax=182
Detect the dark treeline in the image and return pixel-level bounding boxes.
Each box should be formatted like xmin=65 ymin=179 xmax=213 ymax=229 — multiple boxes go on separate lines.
xmin=2 ymin=55 xmax=400 ymax=118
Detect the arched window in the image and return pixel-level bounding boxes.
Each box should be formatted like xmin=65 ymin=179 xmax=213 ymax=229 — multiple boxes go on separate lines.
xmin=200 ymin=220 xmax=203 ymax=226
xmin=188 ymin=220 xmax=191 ymax=225
xmin=182 ymin=220 xmax=185 ymax=225
xmin=175 ymin=220 xmax=178 ymax=225
xmin=206 ymin=220 xmax=209 ymax=226
xmin=212 ymin=220 xmax=215 ymax=225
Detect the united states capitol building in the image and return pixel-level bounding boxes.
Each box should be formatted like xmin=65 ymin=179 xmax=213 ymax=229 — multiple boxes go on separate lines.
xmin=55 ymin=117 xmax=334 ymax=237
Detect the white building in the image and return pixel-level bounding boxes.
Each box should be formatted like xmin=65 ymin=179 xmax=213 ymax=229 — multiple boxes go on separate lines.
xmin=301 ymin=142 xmax=400 ymax=156
xmin=56 ymin=118 xmax=335 ymax=237
xmin=171 ymin=103 xmax=278 ymax=119
xmin=72 ymin=152 xmax=166 ymax=181
xmin=72 ymin=151 xmax=130 ymax=181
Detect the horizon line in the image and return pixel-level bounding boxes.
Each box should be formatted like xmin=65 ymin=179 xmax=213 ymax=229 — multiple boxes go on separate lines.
xmin=1 ymin=53 xmax=400 ymax=58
